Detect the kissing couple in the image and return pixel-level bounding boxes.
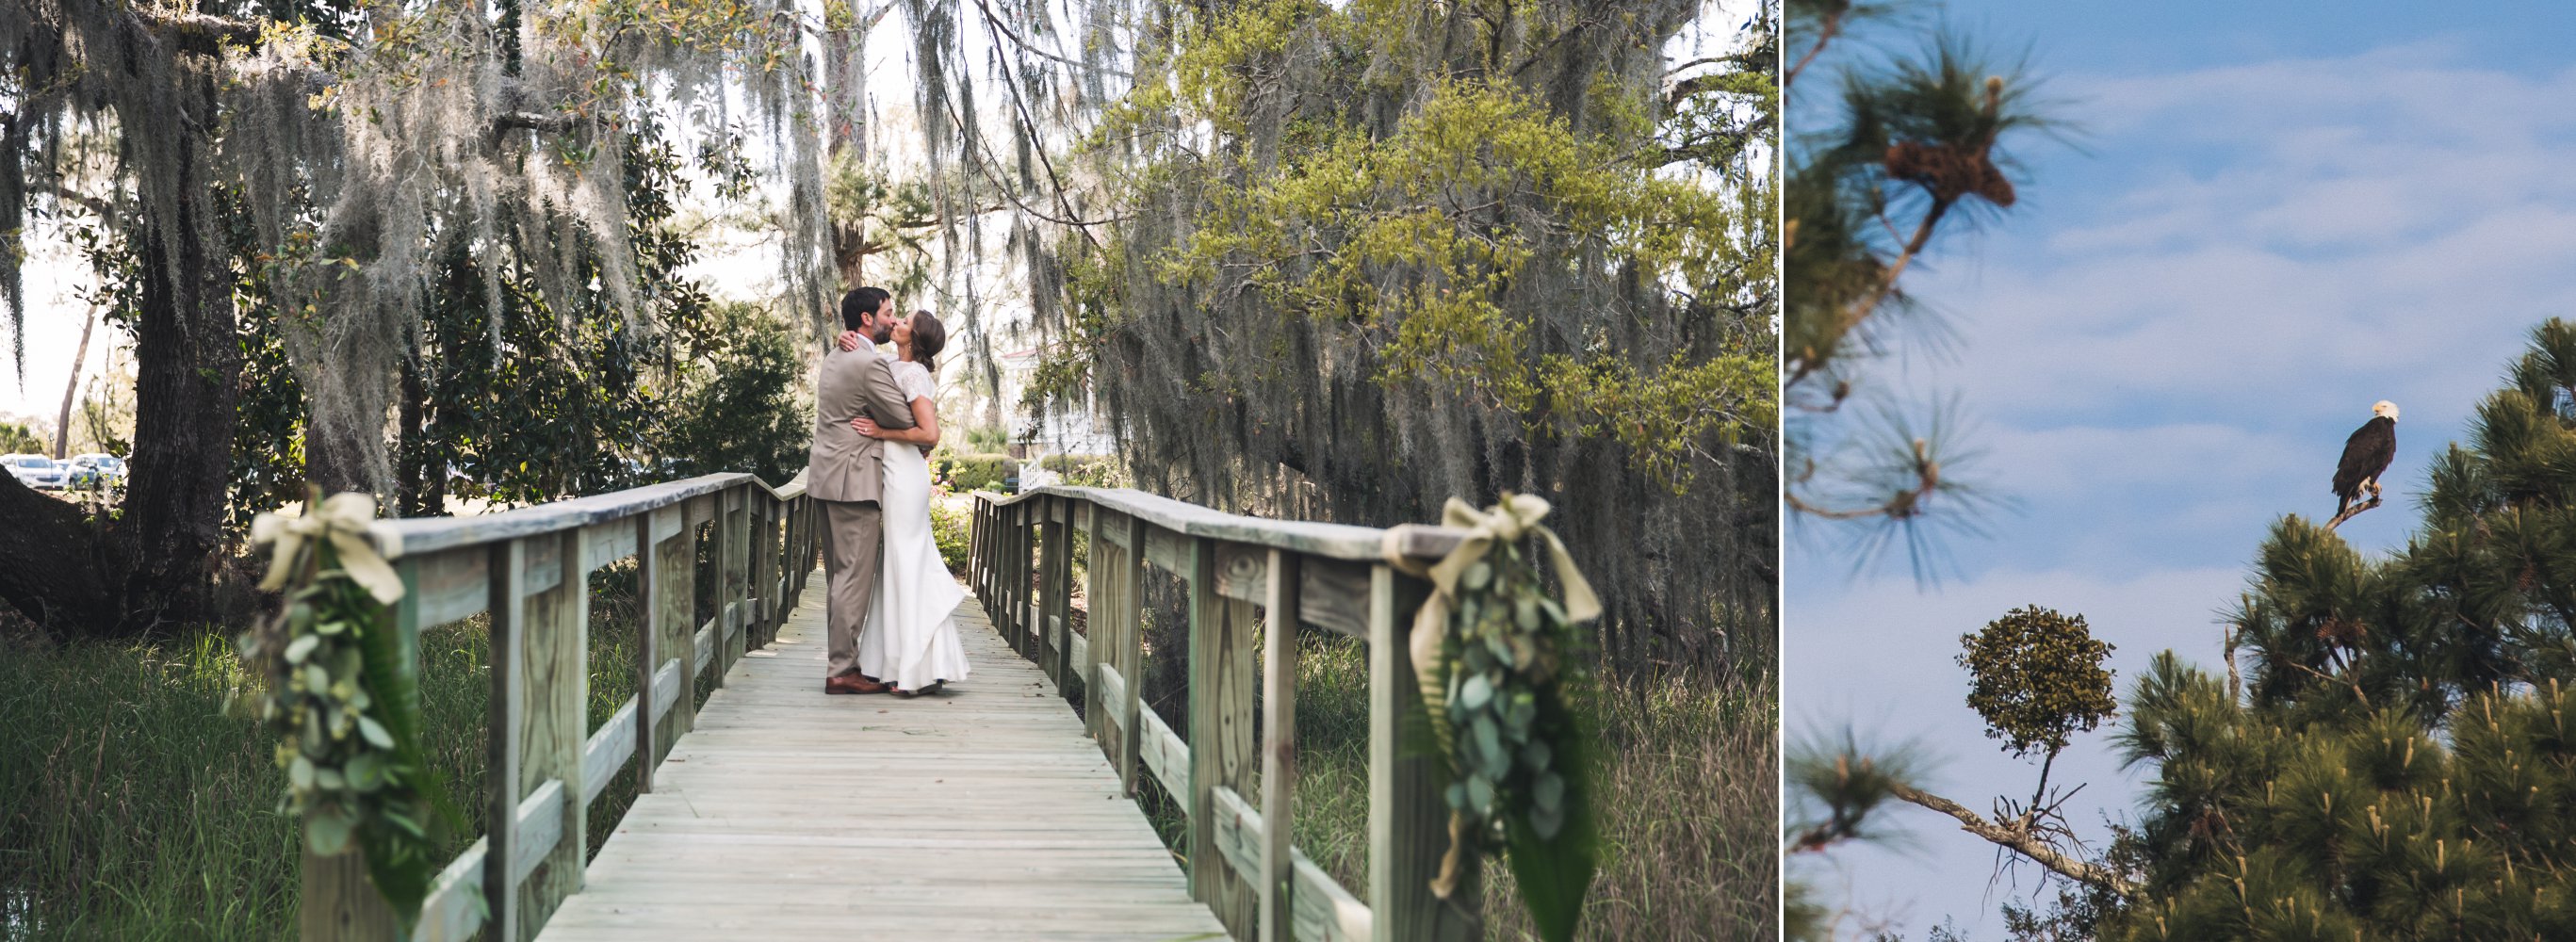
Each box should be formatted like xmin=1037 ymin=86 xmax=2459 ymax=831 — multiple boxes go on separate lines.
xmin=807 ymin=285 xmax=971 ymax=696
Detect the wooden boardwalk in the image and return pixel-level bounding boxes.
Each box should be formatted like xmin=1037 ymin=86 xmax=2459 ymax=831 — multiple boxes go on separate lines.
xmin=536 ymin=569 xmax=1230 ymax=941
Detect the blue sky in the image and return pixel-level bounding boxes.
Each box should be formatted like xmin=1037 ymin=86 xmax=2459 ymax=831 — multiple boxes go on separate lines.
xmin=1785 ymin=4 xmax=2576 ymax=937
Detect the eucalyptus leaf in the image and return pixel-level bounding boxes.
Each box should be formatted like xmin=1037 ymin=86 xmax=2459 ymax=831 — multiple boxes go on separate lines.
xmin=357 ymin=715 xmax=395 ymax=750
xmin=316 ymin=619 xmax=348 ymax=635
xmin=1464 ymin=560 xmax=1492 ymax=591
xmin=316 ymin=767 xmax=346 ymax=791
xmin=1515 ymin=596 xmax=1539 ymax=631
xmin=1459 ymin=674 xmax=1494 ymax=710
xmin=289 ymin=755 xmax=317 ymax=791
xmin=307 ymin=810 xmax=354 ymax=855
xmin=303 ymin=664 xmax=330 ymax=694
xmin=1535 ymin=771 xmax=1565 ymax=809
xmin=1524 ymin=739 xmax=1553 ymax=771
xmin=1466 ymin=773 xmax=1495 ymax=814
xmin=346 ymin=753 xmax=385 ymax=792
xmin=1530 ymin=802 xmax=1564 ymax=840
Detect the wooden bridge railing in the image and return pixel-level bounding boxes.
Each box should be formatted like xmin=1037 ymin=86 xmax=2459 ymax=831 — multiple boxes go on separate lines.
xmin=302 ymin=470 xmax=820 ymax=942
xmin=970 ymin=486 xmax=1477 ymax=942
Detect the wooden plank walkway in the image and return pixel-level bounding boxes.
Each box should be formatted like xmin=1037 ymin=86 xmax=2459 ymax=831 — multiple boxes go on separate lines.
xmin=536 ymin=569 xmax=1231 ymax=941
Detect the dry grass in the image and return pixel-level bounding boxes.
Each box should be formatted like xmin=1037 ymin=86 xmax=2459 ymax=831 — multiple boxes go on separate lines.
xmin=1108 ymin=624 xmax=1778 ymax=940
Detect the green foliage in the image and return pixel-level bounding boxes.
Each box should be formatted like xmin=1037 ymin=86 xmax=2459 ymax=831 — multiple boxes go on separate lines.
xmin=927 ymin=493 xmax=970 ymax=574
xmin=1033 ymin=453 xmax=1125 ymax=488
xmin=660 ymin=301 xmax=812 ymax=484
xmin=0 ymin=420 xmax=43 ymax=453
xmin=1038 ymin=0 xmax=1778 ymax=685
xmin=231 ymin=513 xmax=460 ymax=927
xmin=1784 ymin=3 xmax=2057 ymax=563
xmin=1417 ymin=522 xmax=1601 ymax=942
xmin=959 ymin=424 xmax=1009 ymax=455
xmin=935 ymin=453 xmax=1017 ymax=494
xmin=2097 ymin=319 xmax=2576 ymax=939
xmin=1958 ymin=606 xmax=2117 ymax=760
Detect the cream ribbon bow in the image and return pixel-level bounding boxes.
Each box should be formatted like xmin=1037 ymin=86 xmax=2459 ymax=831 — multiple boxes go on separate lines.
xmin=252 ymin=493 xmax=406 ymax=605
xmin=1380 ymin=493 xmax=1600 ymax=898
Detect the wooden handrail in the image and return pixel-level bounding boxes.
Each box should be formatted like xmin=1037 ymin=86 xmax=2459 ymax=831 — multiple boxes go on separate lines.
xmin=300 ymin=470 xmax=822 ymax=942
xmin=970 ymin=487 xmax=1484 ymax=942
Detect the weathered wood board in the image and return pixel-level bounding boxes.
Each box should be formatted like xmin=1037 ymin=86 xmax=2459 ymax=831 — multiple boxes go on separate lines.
xmin=531 ymin=572 xmax=1226 ymax=941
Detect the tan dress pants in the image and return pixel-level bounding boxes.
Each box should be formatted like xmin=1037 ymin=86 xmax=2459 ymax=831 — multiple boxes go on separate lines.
xmin=819 ymin=499 xmax=884 ymax=678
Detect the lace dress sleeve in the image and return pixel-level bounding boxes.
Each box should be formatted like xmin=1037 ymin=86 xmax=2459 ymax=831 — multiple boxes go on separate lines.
xmin=899 ymin=362 xmax=936 ymax=403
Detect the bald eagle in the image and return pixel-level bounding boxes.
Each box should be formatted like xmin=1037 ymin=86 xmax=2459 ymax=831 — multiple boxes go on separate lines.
xmin=2333 ymin=400 xmax=2399 ymax=517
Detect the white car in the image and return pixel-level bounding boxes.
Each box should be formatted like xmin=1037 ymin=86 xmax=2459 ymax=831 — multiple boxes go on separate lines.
xmin=66 ymin=452 xmax=125 ymax=489
xmin=4 ymin=454 xmax=67 ymax=490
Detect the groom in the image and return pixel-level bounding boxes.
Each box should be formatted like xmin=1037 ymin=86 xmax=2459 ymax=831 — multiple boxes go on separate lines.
xmin=809 ymin=286 xmax=918 ymax=695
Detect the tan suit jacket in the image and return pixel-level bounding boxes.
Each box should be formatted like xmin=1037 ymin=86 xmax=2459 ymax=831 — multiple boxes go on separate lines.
xmin=807 ymin=346 xmax=918 ymax=504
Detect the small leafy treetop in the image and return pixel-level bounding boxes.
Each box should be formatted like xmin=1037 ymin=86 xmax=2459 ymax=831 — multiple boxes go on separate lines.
xmin=1961 ymin=606 xmax=2117 ymax=762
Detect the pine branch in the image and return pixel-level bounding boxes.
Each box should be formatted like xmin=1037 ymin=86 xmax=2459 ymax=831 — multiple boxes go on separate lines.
xmin=1784 ymin=437 xmax=1939 ymax=520
xmin=1889 ymin=780 xmax=2138 ymax=894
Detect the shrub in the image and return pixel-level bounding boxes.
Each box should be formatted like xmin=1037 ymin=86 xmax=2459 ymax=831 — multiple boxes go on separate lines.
xmin=936 ymin=453 xmax=1017 ymax=493
xmin=1034 ymin=453 xmax=1126 ymax=488
xmin=928 ymin=492 xmax=971 ymax=574
xmin=661 ymin=302 xmax=812 ymax=483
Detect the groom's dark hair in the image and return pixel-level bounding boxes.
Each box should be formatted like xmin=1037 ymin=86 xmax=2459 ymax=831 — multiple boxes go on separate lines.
xmin=840 ymin=286 xmax=890 ymax=332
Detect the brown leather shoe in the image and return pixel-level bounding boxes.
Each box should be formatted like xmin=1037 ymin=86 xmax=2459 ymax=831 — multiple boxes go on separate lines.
xmin=824 ymin=674 xmax=891 ymax=695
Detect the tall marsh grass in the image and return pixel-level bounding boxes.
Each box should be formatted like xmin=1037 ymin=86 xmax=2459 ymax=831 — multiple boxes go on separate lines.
xmin=0 ymin=561 xmax=665 ymax=939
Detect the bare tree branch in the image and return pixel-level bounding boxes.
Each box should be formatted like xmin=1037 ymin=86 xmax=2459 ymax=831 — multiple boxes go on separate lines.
xmin=1889 ymin=781 xmax=2137 ymax=894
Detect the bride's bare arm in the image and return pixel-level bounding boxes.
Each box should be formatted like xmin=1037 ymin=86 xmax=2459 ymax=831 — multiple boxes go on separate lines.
xmin=853 ymin=398 xmax=940 ymax=448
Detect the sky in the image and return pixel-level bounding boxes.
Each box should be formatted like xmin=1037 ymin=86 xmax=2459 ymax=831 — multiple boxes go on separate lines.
xmin=1786 ymin=3 xmax=2576 ymax=937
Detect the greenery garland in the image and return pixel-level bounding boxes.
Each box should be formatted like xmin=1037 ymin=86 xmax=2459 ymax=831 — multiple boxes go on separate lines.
xmin=1389 ymin=495 xmax=1604 ymax=942
xmin=236 ymin=489 xmax=463 ymax=927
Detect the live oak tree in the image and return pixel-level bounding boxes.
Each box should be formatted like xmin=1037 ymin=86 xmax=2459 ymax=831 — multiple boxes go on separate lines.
xmin=0 ymin=0 xmax=840 ymax=636
xmin=964 ymin=0 xmax=1782 ymax=682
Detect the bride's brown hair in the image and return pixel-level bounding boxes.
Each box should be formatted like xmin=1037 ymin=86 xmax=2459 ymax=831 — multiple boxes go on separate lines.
xmin=908 ymin=310 xmax=947 ymax=372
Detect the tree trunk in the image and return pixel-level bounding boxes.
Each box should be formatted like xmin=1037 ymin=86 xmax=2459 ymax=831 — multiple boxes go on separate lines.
xmin=108 ymin=150 xmax=241 ymax=636
xmin=397 ymin=350 xmax=426 ymax=517
xmin=0 ymin=150 xmax=240 ymax=638
xmin=53 ymin=304 xmax=94 ymax=459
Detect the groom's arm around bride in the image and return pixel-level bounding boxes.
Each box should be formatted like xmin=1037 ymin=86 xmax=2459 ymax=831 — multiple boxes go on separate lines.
xmin=807 ymin=287 xmax=917 ymax=691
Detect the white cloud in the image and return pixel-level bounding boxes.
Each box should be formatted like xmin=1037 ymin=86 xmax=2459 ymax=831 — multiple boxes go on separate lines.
xmin=1894 ymin=50 xmax=2576 ymax=431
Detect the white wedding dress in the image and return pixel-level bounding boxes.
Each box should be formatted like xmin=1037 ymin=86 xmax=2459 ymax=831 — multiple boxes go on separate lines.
xmin=856 ymin=359 xmax=972 ymax=690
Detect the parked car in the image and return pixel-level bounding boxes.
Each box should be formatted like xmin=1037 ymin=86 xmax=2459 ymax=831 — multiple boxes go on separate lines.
xmin=66 ymin=453 xmax=125 ymax=489
xmin=3 ymin=454 xmax=67 ymax=490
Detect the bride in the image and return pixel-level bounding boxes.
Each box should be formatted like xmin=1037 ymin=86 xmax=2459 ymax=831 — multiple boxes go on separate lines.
xmin=836 ymin=311 xmax=970 ymax=695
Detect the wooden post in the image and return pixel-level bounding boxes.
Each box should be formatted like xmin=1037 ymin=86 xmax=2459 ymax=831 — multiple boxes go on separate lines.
xmin=1259 ymin=550 xmax=1302 ymax=942
xmin=517 ymin=528 xmax=588 ymax=934
xmin=711 ymin=489 xmax=735 ymax=687
xmin=1186 ymin=537 xmax=1257 ymax=936
xmin=1017 ymin=504 xmax=1034 ymax=658
xmin=752 ymin=496 xmax=773 ymax=643
xmin=1042 ymin=497 xmax=1073 ymax=690
xmin=748 ymin=496 xmax=771 ymax=646
xmin=656 ymin=506 xmax=697 ymax=751
xmin=1081 ymin=503 xmax=1109 ymax=738
xmin=302 ymin=564 xmax=417 ymax=941
xmin=1368 ymin=565 xmax=1477 ymax=942
xmin=634 ymin=513 xmax=660 ymax=794
xmin=483 ymin=538 xmax=527 ymax=942
xmin=300 ymin=849 xmax=397 ymax=941
xmin=964 ymin=499 xmax=975 ymax=592
xmin=1117 ymin=513 xmax=1147 ymax=797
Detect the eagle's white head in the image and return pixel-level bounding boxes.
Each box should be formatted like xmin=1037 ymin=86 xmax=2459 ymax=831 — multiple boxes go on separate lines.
xmin=2373 ymin=400 xmax=2400 ymax=422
